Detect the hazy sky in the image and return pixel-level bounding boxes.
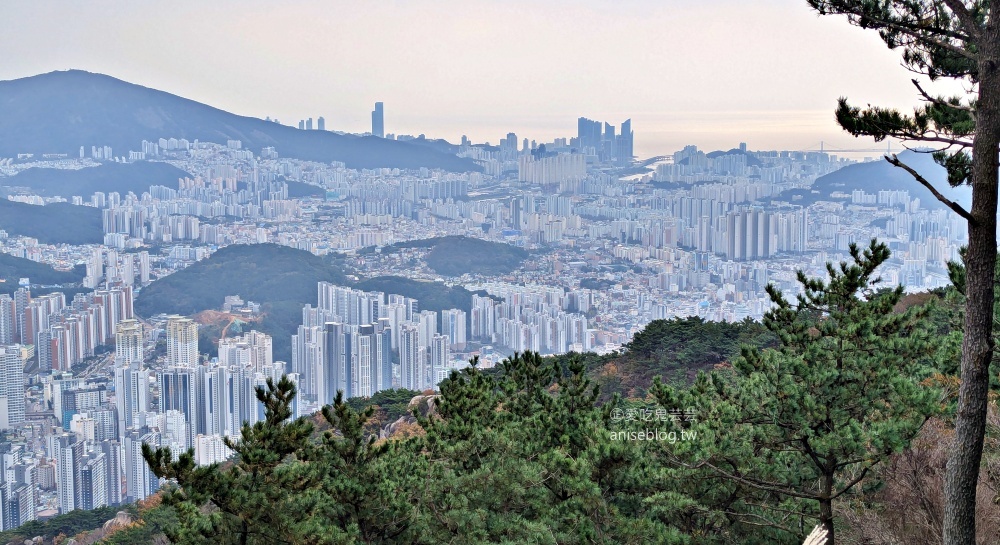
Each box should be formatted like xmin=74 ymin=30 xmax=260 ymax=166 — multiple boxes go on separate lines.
xmin=1 ymin=0 xmax=949 ymax=157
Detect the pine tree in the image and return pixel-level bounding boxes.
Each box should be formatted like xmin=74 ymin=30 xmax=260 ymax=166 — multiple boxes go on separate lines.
xmin=142 ymin=376 xmax=314 ymax=545
xmin=805 ymin=4 xmax=999 ymax=542
xmin=654 ymin=240 xmax=941 ymax=544
xmin=294 ymin=391 xmax=424 ymax=544
xmin=416 ymin=353 xmax=688 ymax=544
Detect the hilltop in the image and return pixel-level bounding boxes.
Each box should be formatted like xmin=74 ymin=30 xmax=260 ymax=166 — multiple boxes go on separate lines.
xmin=0 ymin=70 xmax=480 ymax=172
xmin=135 ymin=244 xmax=349 ymax=317
xmin=134 ymin=243 xmax=505 ymax=361
xmin=780 ymin=150 xmax=971 ymax=211
xmin=1 ymin=161 xmax=191 ymax=198
xmin=0 ymin=253 xmax=83 ymax=294
xmin=0 ymin=199 xmax=103 ymax=244
xmin=134 ymin=244 xmax=349 ymax=361
xmin=385 ymin=236 xmax=529 ymax=277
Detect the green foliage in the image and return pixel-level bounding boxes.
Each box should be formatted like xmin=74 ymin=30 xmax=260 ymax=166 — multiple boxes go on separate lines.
xmin=0 ymin=199 xmax=102 ymax=244
xmin=345 ymin=388 xmax=420 ymax=424
xmin=0 ymin=504 xmax=122 ymax=544
xmin=4 ymin=161 xmax=190 ymax=197
xmin=416 ymin=353 xmax=688 ymax=544
xmin=388 ymin=235 xmax=529 ymax=276
xmin=134 ymin=244 xmax=348 ymax=362
xmin=277 ymin=177 xmax=325 ymax=199
xmin=654 ymin=240 xmax=941 ymax=543
xmin=99 ymin=503 xmax=178 ymax=545
xmin=594 ymin=316 xmax=776 ymax=400
xmin=143 ymin=376 xmax=316 ymax=544
xmin=137 ymin=257 xmax=950 ymax=544
xmin=135 ymin=244 xmax=348 ymax=317
xmin=0 ymin=252 xmax=81 ymax=294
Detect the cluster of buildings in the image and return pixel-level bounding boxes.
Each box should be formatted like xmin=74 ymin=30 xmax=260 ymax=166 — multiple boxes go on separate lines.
xmin=0 ymin=279 xmax=291 ymax=529
xmin=0 ymin=112 xmax=975 ymax=529
xmin=1 ymin=286 xmax=135 ymax=373
xmin=291 ymin=282 xmax=464 ymax=413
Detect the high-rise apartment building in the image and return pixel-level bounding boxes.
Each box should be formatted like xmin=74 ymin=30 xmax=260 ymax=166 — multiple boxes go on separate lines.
xmin=114 ymin=319 xmax=143 ymax=368
xmin=441 ymin=309 xmax=467 ymax=350
xmin=12 ymin=289 xmax=29 ymax=345
xmin=123 ymin=429 xmax=159 ymax=502
xmin=0 ymin=346 xmax=25 ymax=430
xmin=0 ymin=295 xmax=13 ymax=345
xmin=167 ymin=316 xmax=198 ymax=367
xmin=430 ymin=334 xmax=450 ymax=387
xmin=398 ymin=324 xmax=422 ymax=391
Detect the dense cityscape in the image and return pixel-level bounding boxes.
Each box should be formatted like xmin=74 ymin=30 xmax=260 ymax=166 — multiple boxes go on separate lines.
xmin=0 ymin=95 xmax=969 ymax=529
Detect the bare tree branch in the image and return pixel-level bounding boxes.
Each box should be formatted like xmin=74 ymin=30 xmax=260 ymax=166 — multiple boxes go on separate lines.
xmin=885 ymin=154 xmax=976 ymax=224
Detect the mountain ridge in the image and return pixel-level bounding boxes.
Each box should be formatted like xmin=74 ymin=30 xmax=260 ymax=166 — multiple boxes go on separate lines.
xmin=0 ymin=70 xmax=479 ymax=172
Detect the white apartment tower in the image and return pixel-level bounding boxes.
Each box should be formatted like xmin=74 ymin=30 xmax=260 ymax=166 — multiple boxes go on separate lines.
xmin=114 ymin=319 xmax=143 ymax=368
xmin=0 ymin=346 xmax=25 ymax=430
xmin=167 ymin=316 xmax=199 ymax=367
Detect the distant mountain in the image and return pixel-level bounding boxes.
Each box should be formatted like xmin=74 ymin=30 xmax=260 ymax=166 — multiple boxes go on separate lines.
xmin=1 ymin=161 xmax=190 ymax=198
xmin=781 ymin=151 xmax=971 ymax=211
xmin=382 ymin=236 xmax=529 ymax=277
xmin=0 ymin=70 xmax=480 ymax=172
xmin=0 ymin=199 xmax=103 ymax=244
xmin=1 ymin=161 xmax=324 ymax=200
xmin=0 ymin=252 xmax=83 ymax=294
xmin=706 ymin=148 xmax=762 ymax=167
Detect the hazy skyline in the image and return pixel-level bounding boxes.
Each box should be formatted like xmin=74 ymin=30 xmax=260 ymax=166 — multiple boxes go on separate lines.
xmin=2 ymin=0 xmax=943 ymax=157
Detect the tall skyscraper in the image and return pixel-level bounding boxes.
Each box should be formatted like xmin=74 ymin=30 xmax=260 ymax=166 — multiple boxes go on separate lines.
xmin=123 ymin=429 xmax=159 ymax=502
xmin=317 ymin=117 xmax=325 ymax=131
xmin=0 ymin=295 xmax=13 ymax=345
xmin=617 ymin=119 xmax=634 ymax=166
xmin=0 ymin=346 xmax=25 ymax=430
xmin=430 ymin=334 xmax=450 ymax=388
xmin=51 ymin=433 xmax=83 ymax=513
xmin=320 ymin=322 xmax=344 ymax=406
xmin=12 ymin=288 xmax=29 ymax=345
xmin=371 ymin=102 xmax=384 ymax=138
xmin=138 ymin=251 xmax=150 ymax=285
xmin=114 ymin=365 xmax=149 ymax=437
xmin=157 ymin=366 xmax=202 ymax=444
xmin=78 ymin=452 xmax=108 ymax=510
xmin=114 ymin=319 xmax=143 ymax=368
xmin=441 ymin=309 xmax=467 ymax=350
xmin=398 ymin=324 xmax=422 ymax=391
xmin=167 ymin=316 xmax=198 ymax=367
xmin=99 ymin=440 xmax=123 ymax=506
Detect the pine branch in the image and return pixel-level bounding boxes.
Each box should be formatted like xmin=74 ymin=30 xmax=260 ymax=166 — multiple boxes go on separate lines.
xmin=885 ymin=153 xmax=975 ymax=223
xmin=812 ymin=1 xmax=974 ymax=48
xmin=911 ymin=78 xmax=975 ymax=114
xmin=940 ymin=0 xmax=982 ymax=40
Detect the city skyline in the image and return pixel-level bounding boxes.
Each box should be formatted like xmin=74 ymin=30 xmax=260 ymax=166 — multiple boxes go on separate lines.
xmin=0 ymin=0 xmax=945 ymax=156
